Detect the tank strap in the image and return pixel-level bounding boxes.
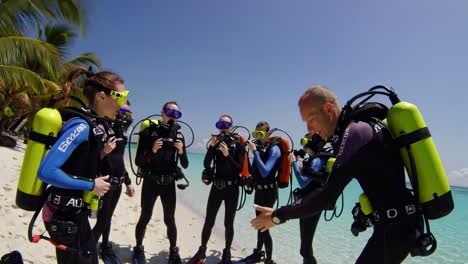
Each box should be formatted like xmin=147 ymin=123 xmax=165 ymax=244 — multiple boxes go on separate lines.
xmin=29 ymin=130 xmax=57 ymax=149
xmin=395 ymin=127 xmax=431 ymax=147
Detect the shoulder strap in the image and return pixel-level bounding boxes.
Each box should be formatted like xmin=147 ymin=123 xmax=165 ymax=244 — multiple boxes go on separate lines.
xmin=348 ymin=102 xmax=388 ymax=123
xmin=60 ymin=107 xmax=98 ymax=128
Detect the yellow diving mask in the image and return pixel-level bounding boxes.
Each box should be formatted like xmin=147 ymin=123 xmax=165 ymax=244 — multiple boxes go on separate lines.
xmin=110 ymin=90 xmax=129 ymax=107
xmin=252 ymin=130 xmax=268 ymax=139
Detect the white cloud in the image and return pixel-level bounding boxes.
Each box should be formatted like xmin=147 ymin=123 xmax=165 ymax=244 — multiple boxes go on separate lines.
xmin=188 ymin=138 xmax=210 ymax=154
xmin=448 ymin=168 xmax=468 ymax=187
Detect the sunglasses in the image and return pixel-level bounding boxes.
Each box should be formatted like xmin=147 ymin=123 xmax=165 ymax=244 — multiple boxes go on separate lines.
xmin=215 ymin=120 xmax=232 ymax=130
xmin=162 ymin=108 xmax=182 ymax=119
xmin=252 ymin=130 xmax=267 ymax=139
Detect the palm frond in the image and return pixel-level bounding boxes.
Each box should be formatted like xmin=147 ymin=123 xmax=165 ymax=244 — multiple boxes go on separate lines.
xmin=0 ymin=0 xmax=89 ymax=36
xmin=56 ymin=0 xmax=86 ymax=36
xmin=42 ymin=79 xmax=61 ymax=93
xmin=0 ymin=36 xmax=61 ymax=80
xmin=12 ymin=91 xmax=33 ymax=108
xmin=0 ymin=65 xmax=45 ymax=95
xmin=63 ymin=52 xmax=100 ymax=68
xmin=43 ymin=24 xmax=77 ymax=56
xmin=0 ymin=0 xmax=50 ymax=35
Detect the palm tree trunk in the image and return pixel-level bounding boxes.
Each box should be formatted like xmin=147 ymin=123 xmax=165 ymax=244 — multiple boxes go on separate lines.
xmin=12 ymin=117 xmax=28 ymax=134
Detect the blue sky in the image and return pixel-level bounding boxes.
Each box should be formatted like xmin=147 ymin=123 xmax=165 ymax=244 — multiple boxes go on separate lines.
xmin=70 ymin=0 xmax=468 ymax=185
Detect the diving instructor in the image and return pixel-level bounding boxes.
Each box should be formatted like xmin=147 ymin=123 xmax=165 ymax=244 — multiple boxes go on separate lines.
xmin=251 ymin=85 xmax=421 ymax=263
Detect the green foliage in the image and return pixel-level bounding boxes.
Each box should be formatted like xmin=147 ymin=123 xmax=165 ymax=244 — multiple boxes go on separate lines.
xmin=0 ymin=0 xmax=98 ymax=128
xmin=3 ymin=106 xmax=15 ymax=117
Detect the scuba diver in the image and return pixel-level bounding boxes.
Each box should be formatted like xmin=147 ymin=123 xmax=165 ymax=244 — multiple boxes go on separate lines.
xmin=188 ymin=115 xmax=246 ymax=264
xmin=92 ymin=102 xmax=136 ymax=264
xmin=238 ymin=121 xmax=280 ymax=264
xmin=36 ymin=68 xmax=128 ymax=264
xmin=289 ymin=133 xmax=329 ymax=264
xmin=132 ymin=101 xmax=189 ymax=264
xmin=251 ymin=85 xmax=454 ymax=263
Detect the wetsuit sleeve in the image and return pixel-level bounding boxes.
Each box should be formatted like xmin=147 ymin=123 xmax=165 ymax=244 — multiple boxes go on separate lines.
xmin=178 ymin=134 xmax=189 ymax=168
xmin=226 ymin=141 xmax=245 ymax=172
xmin=38 ymin=119 xmax=94 ymax=191
xmin=292 ymin=161 xmax=311 ymax=188
xmin=253 ymin=145 xmax=281 ymax=178
xmin=123 ymin=135 xmax=132 ymax=185
xmin=204 ymin=146 xmax=216 ymax=169
xmin=123 ymin=170 xmax=132 ymax=185
xmin=275 ymin=121 xmax=374 ymax=221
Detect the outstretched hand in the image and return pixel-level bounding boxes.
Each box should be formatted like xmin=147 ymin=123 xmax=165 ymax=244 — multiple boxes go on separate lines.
xmin=250 ymin=204 xmax=277 ymax=232
xmin=125 ymin=184 xmax=135 ymax=197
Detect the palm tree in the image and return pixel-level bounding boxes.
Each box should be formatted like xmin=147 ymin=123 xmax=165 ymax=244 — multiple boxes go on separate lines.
xmin=0 ymin=0 xmax=99 ymax=134
xmin=0 ymin=0 xmax=87 ymax=37
xmin=39 ymin=24 xmax=100 ymax=82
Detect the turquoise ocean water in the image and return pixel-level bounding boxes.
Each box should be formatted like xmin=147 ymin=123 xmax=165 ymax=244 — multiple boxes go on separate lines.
xmin=126 ymin=147 xmax=468 ymax=263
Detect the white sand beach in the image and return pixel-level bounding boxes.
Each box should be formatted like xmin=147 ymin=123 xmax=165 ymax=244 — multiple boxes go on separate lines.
xmin=0 ymin=141 xmax=247 ymax=263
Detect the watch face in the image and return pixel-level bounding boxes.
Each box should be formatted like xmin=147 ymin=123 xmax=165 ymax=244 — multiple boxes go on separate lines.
xmin=272 ymin=216 xmax=281 ymax=225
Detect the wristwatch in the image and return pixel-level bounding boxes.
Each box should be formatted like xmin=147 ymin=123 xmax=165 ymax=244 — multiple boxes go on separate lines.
xmin=271 ymin=211 xmax=284 ymax=225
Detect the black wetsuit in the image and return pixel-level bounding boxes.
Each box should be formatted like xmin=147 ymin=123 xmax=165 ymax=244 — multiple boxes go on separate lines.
xmin=92 ymin=122 xmax=132 ymax=246
xmin=299 ymin=211 xmax=321 ymax=264
xmin=135 ymin=122 xmax=189 ymax=250
xmin=38 ymin=109 xmax=112 ymax=264
xmin=293 ymin=160 xmax=324 ymax=264
xmin=200 ymin=135 xmax=245 ymax=249
xmin=275 ymin=121 xmax=420 ymax=264
xmin=252 ymin=143 xmax=280 ymax=261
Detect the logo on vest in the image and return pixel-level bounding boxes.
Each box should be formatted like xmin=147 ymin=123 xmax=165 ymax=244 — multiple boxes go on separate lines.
xmin=58 ymin=123 xmax=87 ymax=152
xmin=93 ymin=125 xmax=104 ymax=136
xmin=66 ymin=198 xmax=83 ymax=208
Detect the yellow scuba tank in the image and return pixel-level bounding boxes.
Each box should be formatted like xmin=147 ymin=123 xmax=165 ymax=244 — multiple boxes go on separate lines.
xmin=140 ymin=120 xmax=159 ymax=131
xmin=136 ymin=119 xmax=159 ymax=161
xmin=16 ymin=108 xmax=62 ymax=211
xmin=133 ymin=119 xmax=160 ymax=184
xmin=136 ymin=119 xmax=159 ymax=152
xmin=387 ymin=101 xmax=453 ymax=219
